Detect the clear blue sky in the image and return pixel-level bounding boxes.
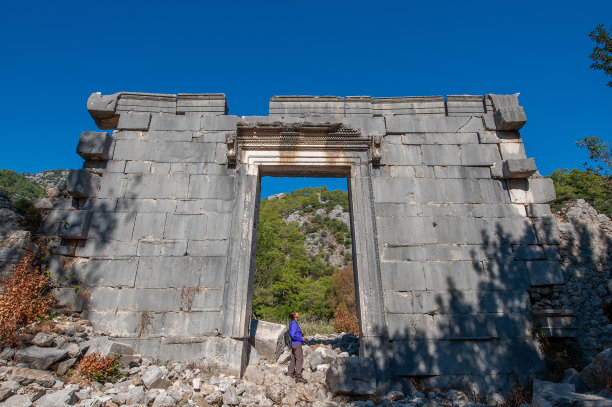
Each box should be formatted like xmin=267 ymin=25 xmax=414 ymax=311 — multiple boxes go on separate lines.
xmin=1 ymin=1 xmax=610 ymax=197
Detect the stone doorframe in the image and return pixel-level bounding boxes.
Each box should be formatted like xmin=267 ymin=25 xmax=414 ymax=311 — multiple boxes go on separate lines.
xmin=218 ymin=122 xmax=388 ymax=373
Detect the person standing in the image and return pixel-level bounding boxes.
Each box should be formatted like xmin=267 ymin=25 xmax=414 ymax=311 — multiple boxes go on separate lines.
xmin=287 ymin=311 xmax=307 ymax=383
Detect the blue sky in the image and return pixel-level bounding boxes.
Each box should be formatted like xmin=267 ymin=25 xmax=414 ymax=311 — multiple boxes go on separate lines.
xmin=1 ymin=1 xmax=610 ymax=198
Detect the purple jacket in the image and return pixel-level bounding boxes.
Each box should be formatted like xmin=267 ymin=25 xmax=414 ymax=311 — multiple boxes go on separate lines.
xmin=289 ymin=320 xmax=304 ymax=346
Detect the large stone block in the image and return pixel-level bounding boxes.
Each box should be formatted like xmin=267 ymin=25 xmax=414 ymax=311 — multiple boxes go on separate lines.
xmin=503 ymin=158 xmax=537 ymax=178
xmin=461 ymin=144 xmax=501 ymax=166
xmin=372 ymin=96 xmax=445 ymax=116
xmin=87 ymin=92 xmax=119 ymax=129
xmin=85 ymin=336 xmax=134 ymax=367
xmin=381 ymin=144 xmax=421 ymax=166
xmin=487 ymin=94 xmax=527 ymax=131
xmin=65 ymin=169 xmax=101 ymax=198
xmin=117 ymin=112 xmax=151 ymax=130
xmin=248 ymin=319 xmax=286 ymax=362
xmin=77 ymin=131 xmax=113 ymax=161
xmin=164 ymin=213 xmax=208 ymax=240
xmin=386 ymin=115 xmax=483 ymax=134
xmin=112 ymin=139 xmax=158 ymax=161
xmin=82 ymin=258 xmax=138 ymax=286
xmin=15 ymin=346 xmax=68 ymax=370
xmin=124 ymin=174 xmax=190 ymax=199
xmin=88 ymin=212 xmax=136 ymax=240
xmin=526 ymin=261 xmax=564 ymax=286
xmin=150 ymin=113 xmax=202 ymax=131
xmin=137 ymin=239 xmax=187 ymax=256
xmin=421 ymin=145 xmax=461 ymax=166
xmin=177 ymin=93 xmax=227 ymax=114
xmin=380 ymin=261 xmax=426 ymax=291
xmin=373 ymin=178 xmax=415 ymax=203
xmin=326 ymin=357 xmax=377 ymax=396
xmin=56 ymin=210 xmax=91 ymax=239
xmin=444 ymin=178 xmax=482 ymax=203
xmin=386 ymin=313 xmax=498 ymax=340
xmin=188 ymin=175 xmax=234 ymax=200
xmin=423 ymin=261 xmax=486 ymax=291
xmin=132 ymin=212 xmax=167 ymax=239
xmin=201 ymin=114 xmax=239 ymax=131
xmin=377 ymin=216 xmax=436 ymax=244
xmin=116 ymin=92 xmax=177 ymax=114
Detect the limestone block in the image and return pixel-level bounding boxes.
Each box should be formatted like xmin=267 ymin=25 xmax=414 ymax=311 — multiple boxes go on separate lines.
xmin=87 ymin=92 xmax=119 ymax=129
xmin=372 ymin=96 xmax=445 ymax=116
xmin=529 ymin=178 xmax=556 ymax=203
xmin=112 ymin=139 xmax=158 ymax=161
xmin=461 ymin=144 xmax=501 ymax=166
xmin=177 ymin=93 xmax=227 ymax=114
xmin=82 ymin=258 xmax=138 ymax=286
xmin=186 ymin=240 xmax=229 ymax=257
xmin=201 ymin=114 xmax=240 ymax=131
xmin=149 ymin=113 xmax=201 ymax=131
xmin=512 ymin=245 xmax=545 ymax=260
xmin=105 ymin=160 xmax=127 ymax=172
xmin=269 ymin=96 xmax=344 ymax=116
xmin=481 ymin=260 xmax=531 ymax=290
xmin=421 ymin=145 xmax=461 ymax=166
xmin=137 ymin=239 xmax=187 ymax=256
xmin=15 ymin=346 xmax=67 ymax=370
xmin=248 ymin=319 xmax=286 ymax=362
xmin=425 ymin=244 xmax=464 ymax=261
xmin=77 ymin=131 xmax=113 ymax=161
xmin=9 ymin=367 xmax=55 ymax=388
xmin=85 ymin=336 xmax=134 ymax=367
xmin=502 ymin=158 xmax=537 ymax=178
xmin=391 ymin=339 xmax=544 ymax=375
xmin=205 ymin=213 xmax=232 ymax=240
xmin=499 ymin=142 xmax=527 ymax=160
xmin=164 ymin=213 xmax=208 ymax=240
xmin=326 ymin=357 xmax=376 ymax=396
xmin=580 ymin=347 xmax=612 ymax=392
xmin=386 ymin=115 xmax=483 ymax=134
xmin=444 ymin=178 xmax=482 ymax=203
xmin=125 ymin=160 xmax=152 ymax=173
xmin=525 ymin=204 xmax=553 ymax=218
xmin=344 ymin=96 xmax=372 ymax=116
xmin=381 ymin=261 xmax=426 ymax=291
xmin=446 ymin=95 xmax=485 ymax=116
xmin=35 ymin=385 xmax=79 ymax=406
xmin=117 ymin=112 xmax=151 ymax=130
xmin=487 ymin=94 xmax=527 ymax=131
xmin=146 ymin=130 xmax=195 ymax=142
xmin=377 ymin=216 xmax=436 ymax=245
xmin=56 ymin=210 xmax=91 ymax=239
xmin=381 ymin=144 xmax=421 ymax=166
xmin=116 ymin=198 xmax=176 ymax=213
xmin=423 ymin=261 xmax=487 ymax=291
xmin=154 ymin=140 xmax=211 ymax=162
xmin=386 ymin=314 xmax=498 ymax=340
xmin=124 ymin=174 xmax=189 ymax=199
xmin=188 ymin=175 xmax=234 ymax=200
xmin=76 ymin=239 xmax=138 ymax=257
xmin=88 ymin=212 xmax=136 ymax=240
xmin=132 ymin=213 xmax=166 ymax=239
xmin=65 ymin=169 xmax=101 ymax=198
xmin=526 ymin=261 xmax=564 ymax=286
xmin=434 ymin=166 xmax=490 ymax=179
xmin=432 ymin=216 xmax=466 ymax=243
xmin=532 ymin=217 xmax=561 ymax=244
xmin=116 ymin=92 xmax=176 ymax=114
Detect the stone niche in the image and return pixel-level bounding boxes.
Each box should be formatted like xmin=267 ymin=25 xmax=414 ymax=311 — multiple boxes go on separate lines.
xmin=45 ymin=91 xmax=561 ymax=391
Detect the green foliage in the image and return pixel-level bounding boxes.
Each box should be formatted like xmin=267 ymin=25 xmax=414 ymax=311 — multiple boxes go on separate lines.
xmin=0 ymin=169 xmax=46 ymax=202
xmin=253 ymin=187 xmax=351 ymax=322
xmin=576 ymin=136 xmax=612 ymax=176
xmin=589 ymin=24 xmax=612 ymax=87
xmin=547 ymin=169 xmax=612 ymax=215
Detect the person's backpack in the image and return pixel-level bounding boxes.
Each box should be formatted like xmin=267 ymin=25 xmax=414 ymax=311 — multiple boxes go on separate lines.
xmin=284 ymin=329 xmax=292 ymax=347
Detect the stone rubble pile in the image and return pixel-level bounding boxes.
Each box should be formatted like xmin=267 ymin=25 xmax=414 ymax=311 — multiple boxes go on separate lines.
xmin=0 ymin=313 xmax=502 ymax=406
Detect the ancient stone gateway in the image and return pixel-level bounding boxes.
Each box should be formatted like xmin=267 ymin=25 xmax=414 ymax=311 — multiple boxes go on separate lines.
xmin=46 ymin=92 xmax=562 ymax=391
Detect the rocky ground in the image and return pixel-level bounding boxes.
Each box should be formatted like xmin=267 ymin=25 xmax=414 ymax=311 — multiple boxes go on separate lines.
xmin=0 ymin=310 xmax=517 ymax=407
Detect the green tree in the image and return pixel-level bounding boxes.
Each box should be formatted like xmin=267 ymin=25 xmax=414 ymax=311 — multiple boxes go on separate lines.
xmin=0 ymin=169 xmax=46 ymax=202
xmin=589 ymin=24 xmax=612 ymax=87
xmin=576 ymin=136 xmax=612 ymax=176
xmin=547 ymin=168 xmax=612 ymax=216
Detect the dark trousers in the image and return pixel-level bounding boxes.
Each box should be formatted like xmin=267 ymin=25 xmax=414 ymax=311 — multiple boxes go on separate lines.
xmin=288 ymin=343 xmax=303 ymax=377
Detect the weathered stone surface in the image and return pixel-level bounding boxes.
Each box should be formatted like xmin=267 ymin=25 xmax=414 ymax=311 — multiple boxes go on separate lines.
xmin=31 ymin=333 xmax=54 ymax=347
xmin=77 ymin=131 xmax=113 ymax=161
xmin=142 ymin=366 xmax=171 ymax=389
xmin=15 ymin=346 xmax=67 ymax=370
xmin=84 ymin=337 xmax=134 ymax=367
xmin=580 ymin=347 xmax=612 ymax=392
xmin=34 ymin=384 xmax=78 ymax=406
xmin=326 ymin=357 xmax=376 ymax=396
xmin=532 ymin=379 xmax=612 ymax=407
xmin=1 ymin=394 xmax=33 ymax=407
xmin=503 ymin=158 xmax=537 ymax=178
xmin=117 ymin=111 xmax=151 ymax=130
xmin=248 ymin=319 xmax=286 ymax=362
xmin=9 ymin=367 xmax=55 ymax=387
xmin=64 ymin=169 xmax=100 ymax=198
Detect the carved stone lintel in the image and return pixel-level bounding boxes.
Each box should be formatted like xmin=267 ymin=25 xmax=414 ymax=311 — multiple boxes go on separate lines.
xmin=370 ymin=136 xmax=382 ymax=165
xmin=226 ymin=132 xmax=237 ymax=165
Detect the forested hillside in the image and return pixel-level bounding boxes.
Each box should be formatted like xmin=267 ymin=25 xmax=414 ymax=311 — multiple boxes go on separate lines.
xmin=253 ymin=187 xmax=358 ymax=333
xmin=0 ymin=169 xmax=67 ymax=202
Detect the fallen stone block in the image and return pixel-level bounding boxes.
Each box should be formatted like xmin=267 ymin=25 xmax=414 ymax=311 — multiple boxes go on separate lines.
xmin=15 ymin=346 xmax=67 ymax=370
xmin=580 ymin=347 xmax=612 ymax=392
xmin=309 ymin=347 xmax=338 ymax=370
xmin=249 ymin=319 xmax=286 ymax=362
xmin=0 ymin=381 xmax=20 ymax=402
xmin=1 ymin=394 xmax=32 ymax=407
xmin=532 ymin=378 xmax=612 ymax=407
xmin=84 ymin=337 xmax=134 ymax=368
xmin=142 ymin=366 xmax=171 ymax=390
xmin=325 ymin=357 xmax=377 ymax=396
xmin=34 ymin=384 xmax=79 ymax=406
xmin=31 ymin=333 xmax=54 ymax=347
xmin=9 ymin=367 xmax=56 ymax=387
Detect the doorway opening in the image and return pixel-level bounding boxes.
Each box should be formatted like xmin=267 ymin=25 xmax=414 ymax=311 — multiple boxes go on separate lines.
xmin=252 ymin=176 xmax=360 ymax=338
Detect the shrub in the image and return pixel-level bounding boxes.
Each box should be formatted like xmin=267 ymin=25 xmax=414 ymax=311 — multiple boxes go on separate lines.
xmin=75 ymin=353 xmax=120 ymax=382
xmin=329 ymin=264 xmax=359 ymax=335
xmin=0 ymin=252 xmax=52 ymax=347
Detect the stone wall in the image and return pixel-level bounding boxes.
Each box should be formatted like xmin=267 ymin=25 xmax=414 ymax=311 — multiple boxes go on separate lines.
xmin=43 ymin=91 xmax=562 ymax=389
xmin=531 ymin=199 xmax=612 ymax=362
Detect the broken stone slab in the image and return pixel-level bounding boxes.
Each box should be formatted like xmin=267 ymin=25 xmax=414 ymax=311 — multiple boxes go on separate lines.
xmin=14 ymin=346 xmax=67 ymax=370
xmin=248 ymin=319 xmax=286 ymax=362
xmin=77 ymin=131 xmax=113 ymax=161
xmin=1 ymin=394 xmax=32 ymax=407
xmin=579 ymin=347 xmax=612 ymax=392
xmin=532 ymin=378 xmax=612 ymax=407
xmin=503 ymin=158 xmax=537 ymax=178
xmin=486 ymin=94 xmax=527 ymax=131
xmin=309 ymin=347 xmax=338 ymax=370
xmin=9 ymin=367 xmax=56 ymax=387
xmin=34 ymin=384 xmax=79 ymax=406
xmin=54 ymin=357 xmax=77 ymax=376
xmin=84 ymin=337 xmax=134 ymax=368
xmin=141 ymin=365 xmax=171 ymax=390
xmin=325 ymin=357 xmax=377 ymax=396
xmin=0 ymin=381 xmax=21 ymax=402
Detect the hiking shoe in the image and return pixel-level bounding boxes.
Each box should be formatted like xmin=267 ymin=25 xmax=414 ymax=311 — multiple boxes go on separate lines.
xmin=286 ymin=372 xmax=295 ymax=378
xmin=295 ymin=376 xmax=307 ymax=383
